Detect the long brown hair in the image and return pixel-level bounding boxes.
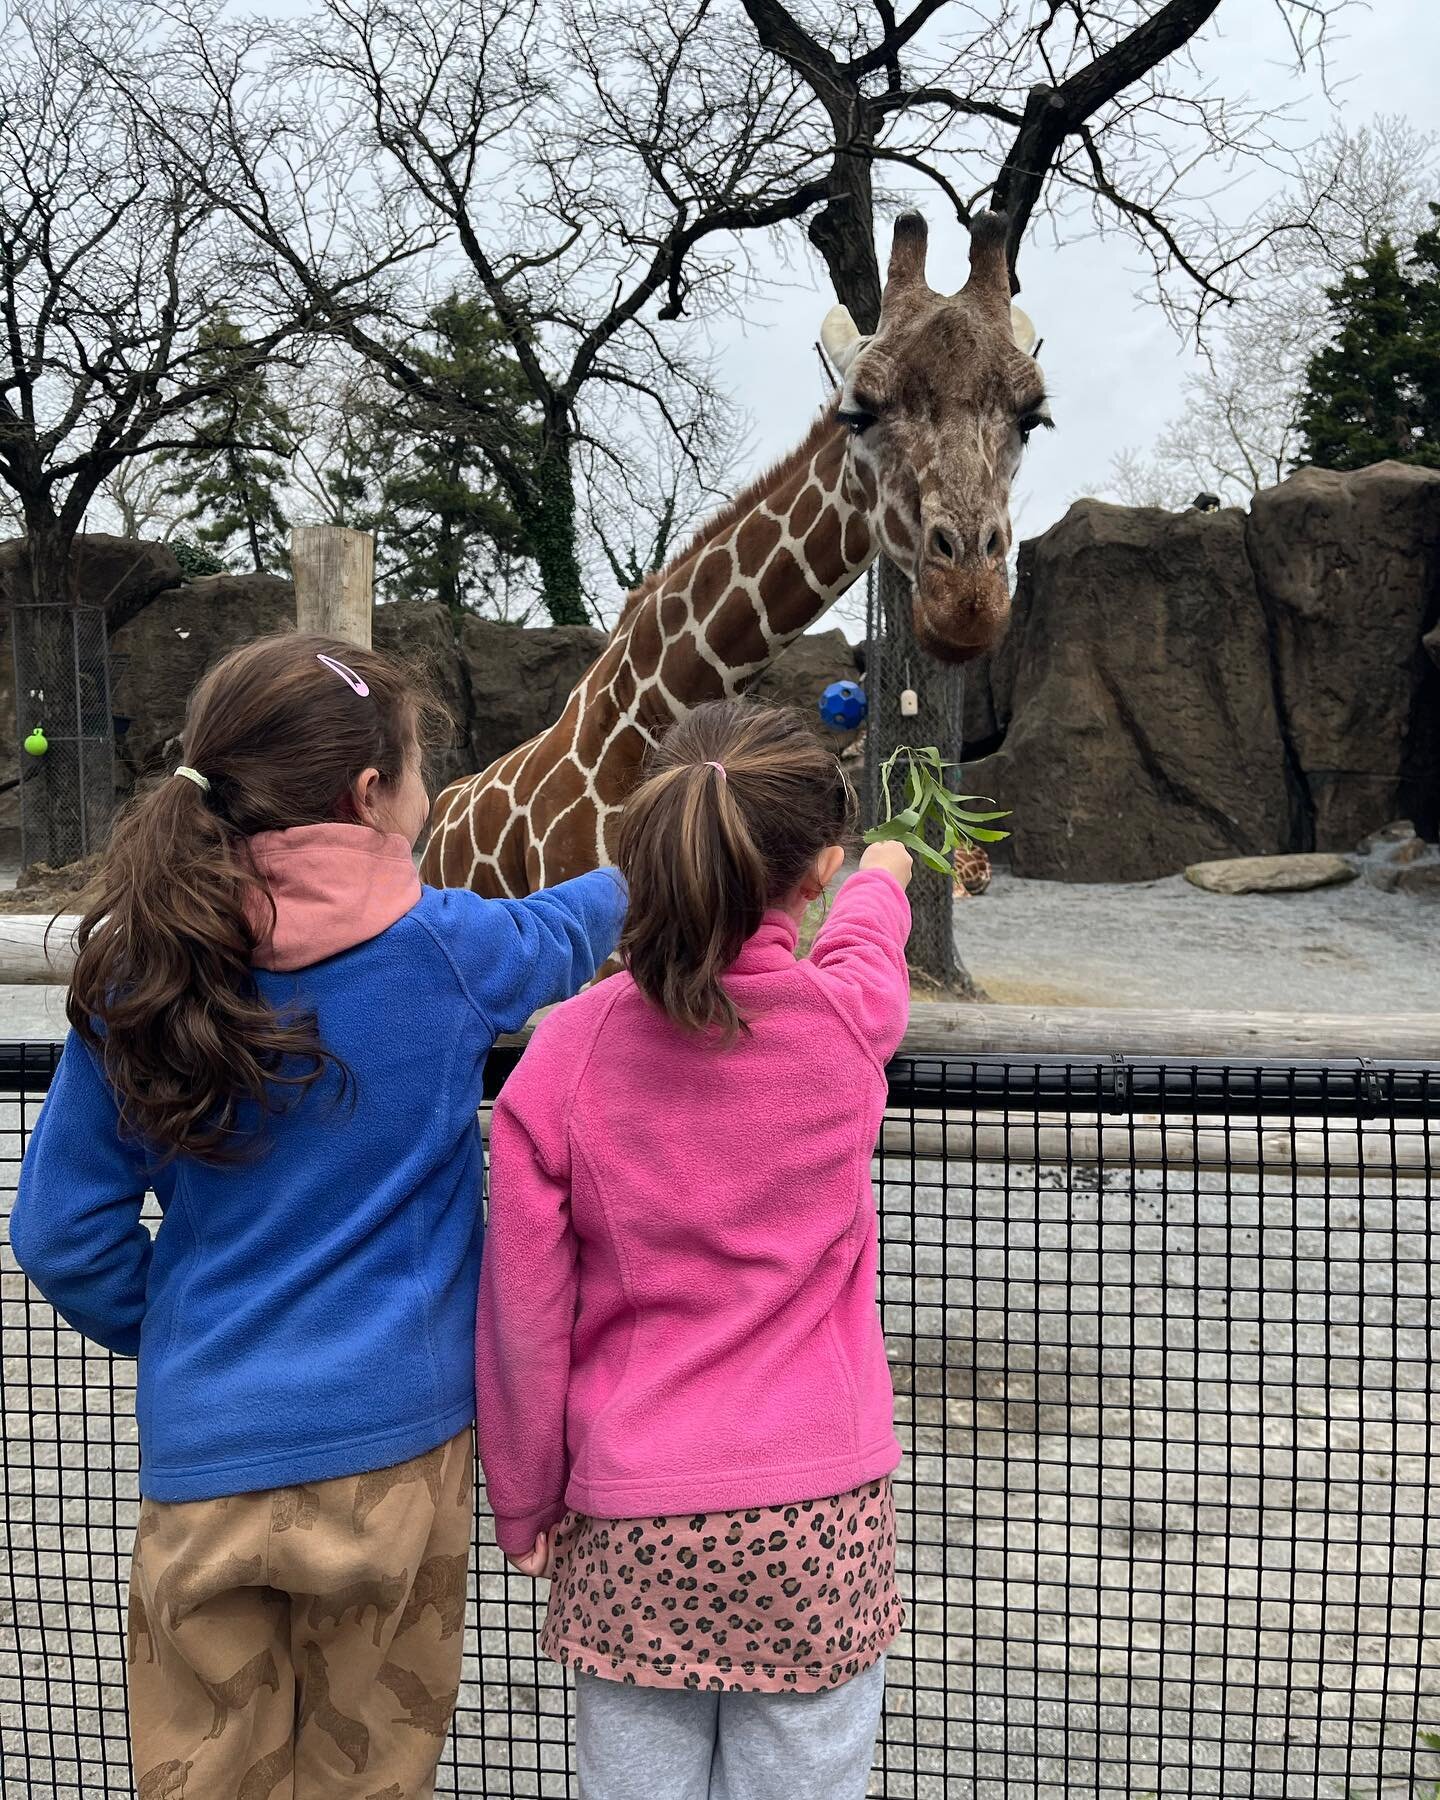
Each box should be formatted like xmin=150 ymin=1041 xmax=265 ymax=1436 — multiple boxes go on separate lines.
xmin=616 ymin=701 xmax=855 ymax=1037
xmin=68 ymin=632 xmax=444 ymax=1164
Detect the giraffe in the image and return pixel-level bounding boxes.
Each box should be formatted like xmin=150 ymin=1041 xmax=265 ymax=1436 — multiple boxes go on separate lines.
xmin=422 ymin=208 xmax=1050 ymax=895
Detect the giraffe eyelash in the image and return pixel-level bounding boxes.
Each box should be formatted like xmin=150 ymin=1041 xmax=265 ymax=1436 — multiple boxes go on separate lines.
xmin=1018 ymin=405 xmax=1054 ymax=443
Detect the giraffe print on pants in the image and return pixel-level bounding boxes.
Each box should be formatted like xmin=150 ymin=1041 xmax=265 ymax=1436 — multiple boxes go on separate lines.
xmin=128 ymin=1430 xmax=473 ymax=1800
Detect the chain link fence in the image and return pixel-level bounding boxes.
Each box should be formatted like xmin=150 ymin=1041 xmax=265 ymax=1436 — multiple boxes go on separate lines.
xmin=9 ymin=604 xmax=114 ymax=869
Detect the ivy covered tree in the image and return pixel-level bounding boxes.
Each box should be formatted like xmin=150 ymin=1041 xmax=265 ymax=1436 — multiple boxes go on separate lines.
xmin=1296 ymin=212 xmax=1440 ymax=472
xmin=158 ymin=312 xmax=297 ymax=572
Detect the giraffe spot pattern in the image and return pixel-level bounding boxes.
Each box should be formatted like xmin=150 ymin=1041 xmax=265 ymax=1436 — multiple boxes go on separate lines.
xmin=420 ymin=418 xmax=879 ymax=899
xmin=542 ymin=1481 xmax=901 ymax=1694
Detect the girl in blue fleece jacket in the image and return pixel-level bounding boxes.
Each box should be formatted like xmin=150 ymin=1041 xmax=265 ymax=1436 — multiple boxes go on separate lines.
xmin=11 ymin=632 xmax=626 ymax=1799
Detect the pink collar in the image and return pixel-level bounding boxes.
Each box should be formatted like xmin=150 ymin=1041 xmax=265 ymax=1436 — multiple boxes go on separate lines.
xmin=728 ymin=910 xmax=801 ymax=975
xmin=246 ymin=823 xmax=421 ymax=972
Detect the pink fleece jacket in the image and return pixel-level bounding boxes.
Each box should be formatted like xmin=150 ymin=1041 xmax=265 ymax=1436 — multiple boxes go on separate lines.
xmin=475 ymin=867 xmax=911 ymax=1556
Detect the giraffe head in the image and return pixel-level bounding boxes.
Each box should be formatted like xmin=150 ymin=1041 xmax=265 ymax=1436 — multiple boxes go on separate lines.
xmin=821 ymin=209 xmax=1049 ymax=662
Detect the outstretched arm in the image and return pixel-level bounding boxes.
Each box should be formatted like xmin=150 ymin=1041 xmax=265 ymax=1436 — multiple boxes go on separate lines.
xmin=427 ymin=868 xmax=628 ymax=1035
xmin=807 ymin=848 xmax=913 ymax=1064
xmin=10 ymin=1037 xmax=153 ymax=1356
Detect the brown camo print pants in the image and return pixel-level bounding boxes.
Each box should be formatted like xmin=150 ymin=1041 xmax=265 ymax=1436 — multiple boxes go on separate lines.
xmin=128 ymin=1429 xmax=473 ymax=1800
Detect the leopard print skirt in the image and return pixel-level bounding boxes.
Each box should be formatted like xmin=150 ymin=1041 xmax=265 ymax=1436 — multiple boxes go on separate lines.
xmin=541 ymin=1479 xmax=901 ymax=1693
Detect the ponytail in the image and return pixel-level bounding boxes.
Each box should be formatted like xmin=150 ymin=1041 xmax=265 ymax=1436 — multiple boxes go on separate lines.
xmin=67 ymin=632 xmax=444 ymax=1163
xmin=616 ymin=702 xmax=854 ymax=1037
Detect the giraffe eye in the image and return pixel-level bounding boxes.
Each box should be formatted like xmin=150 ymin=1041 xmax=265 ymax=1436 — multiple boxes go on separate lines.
xmin=1018 ymin=405 xmax=1054 ymax=444
xmin=838 ymin=408 xmax=876 ymax=437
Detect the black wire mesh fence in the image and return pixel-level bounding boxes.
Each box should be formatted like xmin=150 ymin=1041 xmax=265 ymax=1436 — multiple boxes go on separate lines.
xmin=2 ymin=1041 xmax=1438 ymax=1798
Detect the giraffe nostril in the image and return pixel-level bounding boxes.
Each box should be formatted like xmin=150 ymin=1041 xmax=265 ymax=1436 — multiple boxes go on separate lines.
xmin=983 ymin=527 xmax=1004 ymax=562
xmin=929 ymin=525 xmax=956 ymax=564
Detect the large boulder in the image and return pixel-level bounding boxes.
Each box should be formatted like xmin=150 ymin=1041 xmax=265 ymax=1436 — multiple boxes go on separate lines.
xmin=0 ymin=533 xmax=183 ymax=630
xmin=749 ymin=628 xmax=863 ymax=742
xmin=962 ymin=534 xmax=1037 ymax=754
xmin=1185 ymin=852 xmax=1357 ymax=894
xmin=969 ymin=501 xmax=1292 ymax=882
xmin=461 ymin=616 xmax=607 ymax=775
xmin=111 ymin=573 xmax=295 ymax=782
xmin=372 ymin=600 xmax=471 ymax=789
xmin=1245 ymin=461 xmax=1440 ymax=847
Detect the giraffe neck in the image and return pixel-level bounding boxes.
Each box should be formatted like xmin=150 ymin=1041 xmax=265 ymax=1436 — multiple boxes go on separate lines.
xmin=604 ymin=414 xmax=877 ymax=738
xmin=427 ymin=413 xmax=882 ymax=896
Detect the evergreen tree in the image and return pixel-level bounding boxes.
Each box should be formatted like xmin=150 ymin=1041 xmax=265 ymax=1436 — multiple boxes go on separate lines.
xmin=1296 ymin=217 xmax=1440 ymax=472
xmin=343 ymin=297 xmax=540 ymax=624
xmin=159 ymin=313 xmax=297 ymax=572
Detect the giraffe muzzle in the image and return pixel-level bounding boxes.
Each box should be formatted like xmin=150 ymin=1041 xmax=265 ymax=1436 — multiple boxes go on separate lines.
xmin=913 ymin=561 xmax=1012 ymax=663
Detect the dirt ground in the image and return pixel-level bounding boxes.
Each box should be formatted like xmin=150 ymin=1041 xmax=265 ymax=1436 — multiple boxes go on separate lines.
xmin=950 ymin=866 xmax=1438 ymax=1013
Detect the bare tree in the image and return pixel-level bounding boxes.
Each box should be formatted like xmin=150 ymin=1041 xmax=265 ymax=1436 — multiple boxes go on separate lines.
xmin=1105 ymin=114 xmax=1440 ymax=508
xmin=0 ymin=0 xmax=374 ymax=625
xmin=714 ymin=0 xmax=1349 ymax=338
xmin=89 ymin=457 xmax=182 ymax=542
xmin=689 ymin=0 xmax=1348 ymax=991
xmin=119 ymin=0 xmax=833 ymax=625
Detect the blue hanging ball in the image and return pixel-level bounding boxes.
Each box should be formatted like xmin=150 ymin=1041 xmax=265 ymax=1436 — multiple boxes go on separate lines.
xmin=818 ymin=679 xmax=868 ymax=732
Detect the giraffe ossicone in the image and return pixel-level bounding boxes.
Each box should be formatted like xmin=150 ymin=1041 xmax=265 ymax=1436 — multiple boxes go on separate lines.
xmin=422 ymin=208 xmax=1050 ymax=898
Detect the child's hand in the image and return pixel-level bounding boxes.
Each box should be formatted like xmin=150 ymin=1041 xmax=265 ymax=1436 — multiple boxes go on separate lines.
xmin=507 ymin=1529 xmax=554 ymax=1579
xmin=860 ymin=841 xmax=914 ymax=890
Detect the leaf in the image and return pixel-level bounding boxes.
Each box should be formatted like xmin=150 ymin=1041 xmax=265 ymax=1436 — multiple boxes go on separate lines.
xmin=909 ymin=840 xmax=957 ymax=876
xmin=864 ymin=816 xmax=918 ymax=845
xmin=867 ymin=745 xmax=1012 ymax=873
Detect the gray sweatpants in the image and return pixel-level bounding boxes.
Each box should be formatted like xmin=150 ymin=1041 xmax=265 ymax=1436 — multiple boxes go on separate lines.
xmin=575 ymin=1655 xmax=886 ymax=1800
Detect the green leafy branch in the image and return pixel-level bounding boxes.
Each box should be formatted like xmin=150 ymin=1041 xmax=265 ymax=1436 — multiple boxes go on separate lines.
xmin=863 ymin=744 xmax=1010 ymax=877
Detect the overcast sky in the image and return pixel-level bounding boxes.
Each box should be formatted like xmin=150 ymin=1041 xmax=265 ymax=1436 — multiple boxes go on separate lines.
xmin=700 ymin=0 xmax=1437 ymax=556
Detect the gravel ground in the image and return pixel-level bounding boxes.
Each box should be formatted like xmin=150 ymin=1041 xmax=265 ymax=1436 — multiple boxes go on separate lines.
xmin=953 ymin=868 xmax=1440 ymax=1012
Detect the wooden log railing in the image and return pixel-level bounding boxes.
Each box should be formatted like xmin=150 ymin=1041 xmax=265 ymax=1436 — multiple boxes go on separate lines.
xmin=3 ymin=915 xmax=1438 ymax=1065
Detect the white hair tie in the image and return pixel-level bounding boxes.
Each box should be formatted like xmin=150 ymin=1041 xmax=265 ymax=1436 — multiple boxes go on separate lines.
xmin=174 ymin=766 xmax=211 ymax=793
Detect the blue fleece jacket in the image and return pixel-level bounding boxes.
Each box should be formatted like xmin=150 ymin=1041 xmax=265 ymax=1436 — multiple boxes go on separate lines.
xmin=11 ymin=867 xmax=626 ymax=1502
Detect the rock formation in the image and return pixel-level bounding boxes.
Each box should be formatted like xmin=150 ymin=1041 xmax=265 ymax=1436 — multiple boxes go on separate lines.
xmin=966 ymin=460 xmax=1440 ymax=881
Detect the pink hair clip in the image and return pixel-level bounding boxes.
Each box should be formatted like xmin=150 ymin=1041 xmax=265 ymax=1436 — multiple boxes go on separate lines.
xmin=316 ymin=652 xmax=370 ymax=697
xmin=705 ymin=761 xmax=727 ymax=782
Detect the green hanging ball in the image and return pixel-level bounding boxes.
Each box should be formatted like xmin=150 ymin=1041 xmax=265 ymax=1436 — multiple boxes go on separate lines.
xmin=23 ymin=727 xmax=48 ymax=757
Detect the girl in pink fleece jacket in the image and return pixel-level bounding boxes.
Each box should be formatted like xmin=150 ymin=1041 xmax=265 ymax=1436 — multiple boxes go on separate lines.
xmin=476 ymin=700 xmax=913 ymax=1800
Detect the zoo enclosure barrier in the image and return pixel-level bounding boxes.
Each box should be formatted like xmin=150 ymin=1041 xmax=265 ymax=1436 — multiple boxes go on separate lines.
xmin=8 ymin=602 xmax=115 ymax=871
xmin=1 ymin=1037 xmax=1437 ymax=1799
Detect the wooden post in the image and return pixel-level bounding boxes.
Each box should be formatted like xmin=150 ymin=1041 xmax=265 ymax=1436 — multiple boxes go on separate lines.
xmin=290 ymin=526 xmax=374 ymax=648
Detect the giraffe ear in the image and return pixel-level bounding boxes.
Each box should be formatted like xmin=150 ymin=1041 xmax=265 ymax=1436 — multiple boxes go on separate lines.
xmin=1010 ymin=304 xmax=1039 ymax=356
xmin=821 ymin=304 xmax=867 ymax=376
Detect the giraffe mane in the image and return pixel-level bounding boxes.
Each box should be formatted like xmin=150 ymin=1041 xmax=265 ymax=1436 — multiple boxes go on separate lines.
xmin=612 ymin=403 xmax=841 ymax=630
